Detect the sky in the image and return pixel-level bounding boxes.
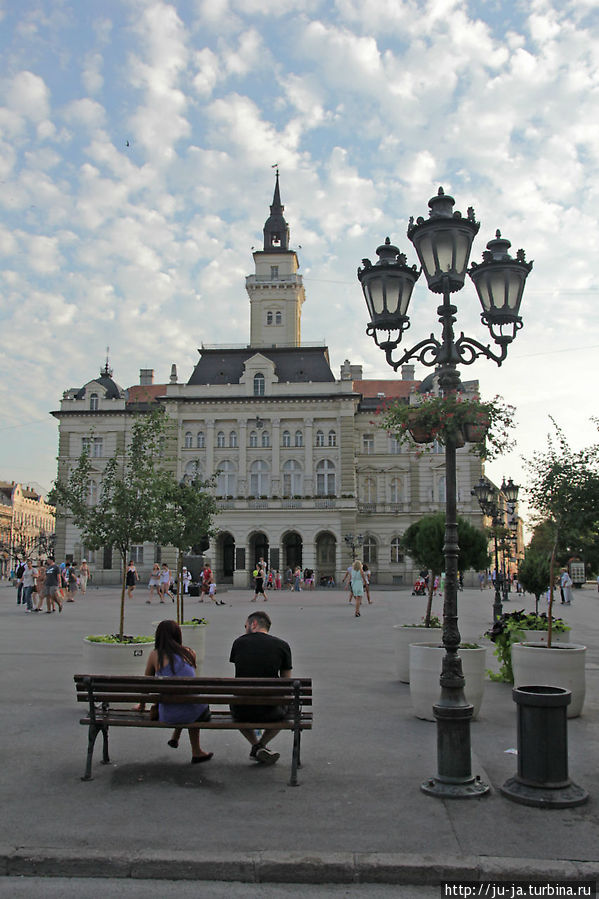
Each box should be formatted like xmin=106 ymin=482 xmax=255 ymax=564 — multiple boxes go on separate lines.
xmin=1 ymin=0 xmax=598 ymax=529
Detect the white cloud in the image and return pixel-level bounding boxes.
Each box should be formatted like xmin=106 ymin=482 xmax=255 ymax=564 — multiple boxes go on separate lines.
xmin=5 ymin=70 xmax=50 ymax=121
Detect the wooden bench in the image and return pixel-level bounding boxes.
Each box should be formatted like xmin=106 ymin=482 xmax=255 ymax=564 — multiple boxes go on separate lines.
xmin=74 ymin=674 xmax=313 ymax=786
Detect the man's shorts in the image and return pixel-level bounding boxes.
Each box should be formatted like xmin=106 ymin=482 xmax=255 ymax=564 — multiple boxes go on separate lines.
xmin=230 ymin=704 xmax=289 ymax=723
xmin=44 ymin=586 xmax=61 ymax=599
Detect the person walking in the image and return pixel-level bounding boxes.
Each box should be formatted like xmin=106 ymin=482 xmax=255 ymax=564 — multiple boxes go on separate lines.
xmin=34 ymin=565 xmax=46 ymax=612
xmin=79 ymin=559 xmax=90 ymax=594
xmin=342 ymin=564 xmax=354 ymax=603
xmin=42 ymin=558 xmax=63 ymax=613
xmin=251 ymin=563 xmax=268 ymax=602
xmin=21 ymin=559 xmax=38 ymax=612
xmin=126 ymin=561 xmax=139 ymax=599
xmin=159 ymin=563 xmax=171 ymax=603
xmin=362 ymin=562 xmax=372 ymax=604
xmin=15 ymin=561 xmax=26 ymax=605
xmin=66 ymin=563 xmax=78 ymax=601
xmin=147 ymin=563 xmax=161 ymax=603
xmin=350 ymin=560 xmax=367 ymax=618
xmin=561 ymin=568 xmax=574 ymax=605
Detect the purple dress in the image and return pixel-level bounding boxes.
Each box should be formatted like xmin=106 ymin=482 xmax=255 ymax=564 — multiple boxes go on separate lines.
xmin=157 ymin=653 xmax=209 ymax=725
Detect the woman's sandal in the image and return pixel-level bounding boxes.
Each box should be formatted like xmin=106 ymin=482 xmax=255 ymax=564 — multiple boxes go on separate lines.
xmin=355 ymin=611 xmax=361 ymax=617
xmin=191 ymin=752 xmax=213 ymax=764
xmin=167 ymin=739 xmax=179 ymax=749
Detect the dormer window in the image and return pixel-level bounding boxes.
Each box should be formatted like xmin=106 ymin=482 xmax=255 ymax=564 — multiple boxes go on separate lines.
xmin=253 ymin=373 xmax=265 ymax=396
xmin=271 ymin=265 xmax=279 ymax=279
xmin=89 ymin=393 xmax=99 ymax=411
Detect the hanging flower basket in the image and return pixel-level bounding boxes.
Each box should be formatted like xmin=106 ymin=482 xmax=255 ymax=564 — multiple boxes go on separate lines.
xmin=462 ymin=414 xmax=491 ymax=444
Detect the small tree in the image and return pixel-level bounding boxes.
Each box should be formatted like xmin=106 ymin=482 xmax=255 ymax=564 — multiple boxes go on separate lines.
xmin=401 ymin=512 xmax=490 ymax=625
xmin=51 ymin=408 xmax=175 ymax=640
xmin=517 ymin=547 xmax=551 ymax=614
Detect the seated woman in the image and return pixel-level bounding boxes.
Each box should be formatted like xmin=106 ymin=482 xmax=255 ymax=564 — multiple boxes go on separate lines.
xmin=143 ymin=620 xmax=213 ymax=764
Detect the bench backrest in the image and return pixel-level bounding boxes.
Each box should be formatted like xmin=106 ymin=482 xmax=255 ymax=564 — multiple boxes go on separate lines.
xmin=74 ymin=674 xmax=312 ymax=707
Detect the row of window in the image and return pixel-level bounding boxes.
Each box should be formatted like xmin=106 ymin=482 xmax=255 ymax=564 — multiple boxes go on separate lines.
xmin=184 ymin=429 xmax=338 ymax=449
xmin=185 ymin=458 xmax=337 ymax=497
xmin=360 ymin=476 xmax=446 ymax=503
xmin=265 ymin=310 xmax=282 ymax=325
xmin=82 ymin=437 xmax=103 ymax=457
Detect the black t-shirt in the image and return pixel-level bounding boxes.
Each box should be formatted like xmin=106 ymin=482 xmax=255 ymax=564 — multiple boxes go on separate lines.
xmin=229 ymin=632 xmax=292 ymax=677
xmin=45 ymin=564 xmax=61 ymax=588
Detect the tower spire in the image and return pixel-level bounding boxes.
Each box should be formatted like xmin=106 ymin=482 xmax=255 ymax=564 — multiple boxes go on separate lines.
xmin=263 ymin=168 xmax=289 ymax=250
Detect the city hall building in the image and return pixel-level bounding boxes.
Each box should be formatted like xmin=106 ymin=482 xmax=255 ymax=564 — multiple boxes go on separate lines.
xmin=53 ymin=177 xmax=485 ymax=587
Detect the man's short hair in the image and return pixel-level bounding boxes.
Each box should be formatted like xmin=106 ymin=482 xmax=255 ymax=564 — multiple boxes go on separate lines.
xmin=247 ymin=610 xmax=271 ymax=631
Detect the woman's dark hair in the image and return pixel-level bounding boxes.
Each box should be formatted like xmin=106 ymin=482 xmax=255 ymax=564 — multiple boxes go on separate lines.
xmin=154 ymin=620 xmax=195 ymax=671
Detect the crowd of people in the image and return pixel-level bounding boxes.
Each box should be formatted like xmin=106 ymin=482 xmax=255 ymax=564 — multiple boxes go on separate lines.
xmin=250 ymin=560 xmax=316 ymax=601
xmin=14 ymin=557 xmax=91 ymax=613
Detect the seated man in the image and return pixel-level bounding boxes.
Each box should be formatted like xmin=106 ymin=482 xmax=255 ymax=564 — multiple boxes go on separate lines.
xmin=229 ymin=611 xmax=292 ymax=765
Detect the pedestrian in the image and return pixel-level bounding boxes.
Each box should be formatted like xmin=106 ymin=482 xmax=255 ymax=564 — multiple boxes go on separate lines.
xmin=362 ymin=562 xmax=372 ymax=604
xmin=342 ymin=563 xmax=354 ymax=603
xmin=350 ymin=559 xmax=367 ymax=618
xmin=141 ymin=620 xmax=213 ymax=764
xmin=251 ymin=563 xmax=268 ymax=602
xmin=159 ymin=563 xmax=170 ymax=603
xmin=293 ymin=566 xmax=301 ymax=591
xmin=561 ymin=569 xmax=573 ymax=605
xmin=200 ymin=563 xmax=213 ymax=600
xmin=181 ymin=566 xmax=192 ymax=596
xmin=303 ymin=567 xmax=314 ymax=590
xmin=43 ymin=558 xmax=63 ymax=613
xmin=207 ymin=576 xmax=225 ymax=605
xmin=274 ymin=570 xmax=281 ymax=590
xmin=15 ymin=561 xmax=26 ymax=605
xmin=21 ymin=559 xmax=38 ymax=612
xmin=34 ymin=565 xmax=46 ymax=612
xmin=478 ymin=572 xmax=485 ymax=591
xmin=67 ymin=563 xmax=78 ymax=601
xmin=284 ymin=567 xmax=293 ymax=590
xmin=229 ymin=610 xmax=292 ymax=765
xmin=126 ymin=560 xmax=139 ymax=599
xmin=147 ymin=563 xmax=161 ymax=603
xmin=79 ymin=559 xmax=90 ymax=594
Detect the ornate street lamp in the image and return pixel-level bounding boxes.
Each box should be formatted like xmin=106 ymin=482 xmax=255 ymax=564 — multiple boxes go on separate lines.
xmin=472 ymin=476 xmax=520 ymax=620
xmin=344 ymin=532 xmax=364 ymax=561
xmin=358 ymin=187 xmax=531 ymax=800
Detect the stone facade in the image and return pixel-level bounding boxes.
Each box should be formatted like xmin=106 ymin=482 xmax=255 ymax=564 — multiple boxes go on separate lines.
xmin=0 ymin=481 xmax=56 ymax=576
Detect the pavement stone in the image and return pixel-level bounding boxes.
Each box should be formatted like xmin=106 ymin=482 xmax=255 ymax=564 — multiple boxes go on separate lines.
xmin=1 ymin=580 xmax=599 ymax=885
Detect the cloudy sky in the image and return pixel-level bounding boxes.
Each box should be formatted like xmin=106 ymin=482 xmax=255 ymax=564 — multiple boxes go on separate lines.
xmin=1 ymin=0 xmax=598 ymax=521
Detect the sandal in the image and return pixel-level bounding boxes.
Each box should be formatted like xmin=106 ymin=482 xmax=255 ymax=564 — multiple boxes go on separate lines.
xmin=191 ymin=752 xmax=213 ymax=764
xmin=355 ymin=611 xmax=361 ymax=617
xmin=167 ymin=739 xmax=179 ymax=749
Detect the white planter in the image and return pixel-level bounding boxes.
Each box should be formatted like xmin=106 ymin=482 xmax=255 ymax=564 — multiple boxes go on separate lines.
xmin=409 ymin=642 xmax=487 ymax=721
xmin=179 ymin=623 xmax=207 ymax=674
xmin=394 ymin=625 xmax=442 ymax=683
xmin=520 ymin=629 xmax=569 ymax=644
xmin=83 ymin=637 xmax=154 ymax=675
xmin=511 ymin=642 xmax=587 ymax=718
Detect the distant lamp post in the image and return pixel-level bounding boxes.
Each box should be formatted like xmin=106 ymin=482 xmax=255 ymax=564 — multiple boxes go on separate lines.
xmin=344 ymin=533 xmax=364 ymax=561
xmin=358 ymin=187 xmax=531 ymax=800
xmin=472 ymin=476 xmax=520 ymax=621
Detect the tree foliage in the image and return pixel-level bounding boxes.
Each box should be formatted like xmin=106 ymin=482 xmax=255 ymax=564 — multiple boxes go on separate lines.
xmin=517 ymin=548 xmax=551 ymax=613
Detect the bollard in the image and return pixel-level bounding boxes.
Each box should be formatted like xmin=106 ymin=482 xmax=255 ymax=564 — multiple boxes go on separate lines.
xmin=501 ymin=685 xmax=588 ymax=808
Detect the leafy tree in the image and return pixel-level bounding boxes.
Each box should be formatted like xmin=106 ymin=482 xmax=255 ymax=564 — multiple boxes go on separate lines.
xmin=517 ymin=548 xmax=551 ymax=614
xmin=51 ymin=408 xmax=176 ymax=640
xmin=524 ymin=419 xmax=599 ymax=644
xmin=401 ymin=512 xmax=490 ymax=625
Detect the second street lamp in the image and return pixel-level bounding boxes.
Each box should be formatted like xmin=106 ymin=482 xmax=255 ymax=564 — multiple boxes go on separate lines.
xmin=472 ymin=476 xmax=521 ymax=621
xmin=358 ymin=187 xmax=532 ymax=800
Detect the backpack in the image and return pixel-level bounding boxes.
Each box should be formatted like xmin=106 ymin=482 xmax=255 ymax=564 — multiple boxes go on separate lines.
xmin=16 ymin=563 xmax=25 ymax=578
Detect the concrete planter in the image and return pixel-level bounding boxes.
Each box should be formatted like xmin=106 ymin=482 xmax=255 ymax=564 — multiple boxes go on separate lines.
xmin=179 ymin=623 xmax=207 ymax=674
xmin=83 ymin=637 xmax=154 ymax=675
xmin=409 ymin=642 xmax=487 ymax=721
xmin=511 ymin=642 xmax=587 ymax=718
xmin=520 ymin=629 xmax=569 ymax=645
xmin=393 ymin=625 xmax=442 ymax=683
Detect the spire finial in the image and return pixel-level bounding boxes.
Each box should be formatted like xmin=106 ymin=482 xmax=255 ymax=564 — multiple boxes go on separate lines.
xmin=101 ymin=346 xmax=113 ymax=378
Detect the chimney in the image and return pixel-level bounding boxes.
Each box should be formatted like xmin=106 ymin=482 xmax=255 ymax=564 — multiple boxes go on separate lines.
xmin=401 ymin=364 xmax=415 ymax=381
xmin=340 ymin=359 xmax=352 ymax=380
xmin=170 ymin=363 xmax=178 ymax=384
xmin=139 ymin=369 xmax=154 ymax=386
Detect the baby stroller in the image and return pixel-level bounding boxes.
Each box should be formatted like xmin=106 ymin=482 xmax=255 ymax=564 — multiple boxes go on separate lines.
xmin=412 ymin=577 xmax=427 ymax=596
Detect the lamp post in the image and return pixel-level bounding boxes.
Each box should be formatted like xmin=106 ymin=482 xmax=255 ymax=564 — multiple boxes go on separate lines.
xmin=472 ymin=476 xmax=520 ymax=621
xmin=344 ymin=533 xmax=364 ymax=561
xmin=358 ymin=188 xmax=531 ymax=799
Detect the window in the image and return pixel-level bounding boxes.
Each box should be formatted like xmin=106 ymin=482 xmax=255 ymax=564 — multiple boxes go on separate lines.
xmin=229 ymin=430 xmax=237 ymax=448
xmin=266 ymin=311 xmax=273 ymax=325
xmin=184 ymin=431 xmax=193 ymax=448
xmin=391 ymin=537 xmax=404 ymax=564
xmin=432 ymin=440 xmax=443 ymax=454
xmin=261 ymin=431 xmax=270 ymax=447
xmin=275 ymin=311 xmax=282 ymax=325
xmin=363 ymin=433 xmax=374 ymax=454
xmin=390 ymin=477 xmax=402 ymax=503
xmin=253 ymin=372 xmax=265 ymax=396
xmin=315 ymin=430 xmax=325 ymax=447
xmin=197 ymin=431 xmax=205 ymax=448
xmin=82 ymin=437 xmax=91 ymax=454
xmin=249 ymin=430 xmax=258 ymax=448
xmin=250 ymin=460 xmax=269 ymax=496
xmin=92 ymin=437 xmax=103 ymax=458
xmin=362 ymin=477 xmax=376 ymax=502
xmin=328 ymin=430 xmax=337 ymax=447
xmin=294 ymin=430 xmax=303 ymax=447
xmin=89 ymin=393 xmax=98 ymax=411
xmin=363 ymin=536 xmax=377 ymax=564
xmin=216 ymin=460 xmax=236 ymax=497
xmin=316 ymin=459 xmax=336 ymax=496
xmin=283 ymin=459 xmax=302 ymax=496
xmin=389 ymin=435 xmax=401 ymax=454
xmin=282 ymin=430 xmax=291 ymax=448
xmin=88 ymin=481 xmax=97 ymax=506
xmin=270 ymin=265 xmax=279 ymax=279
xmin=130 ymin=545 xmax=144 ymax=565
xmin=438 ymin=476 xmax=446 ymax=503
xmin=216 ymin=430 xmax=225 ymax=448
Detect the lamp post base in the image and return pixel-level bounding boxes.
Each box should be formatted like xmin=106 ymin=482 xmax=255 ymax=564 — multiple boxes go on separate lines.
xmin=501 ymin=776 xmax=588 ymax=808
xmin=421 ymin=774 xmax=490 ymax=799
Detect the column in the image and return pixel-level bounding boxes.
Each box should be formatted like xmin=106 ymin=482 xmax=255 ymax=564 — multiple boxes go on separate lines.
xmin=271 ymin=417 xmax=281 ymax=496
xmin=239 ymin=420 xmax=247 ymax=496
xmin=304 ymin=417 xmax=313 ymax=495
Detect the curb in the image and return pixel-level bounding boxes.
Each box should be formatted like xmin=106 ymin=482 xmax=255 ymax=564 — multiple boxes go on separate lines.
xmin=1 ymin=848 xmax=598 ymax=884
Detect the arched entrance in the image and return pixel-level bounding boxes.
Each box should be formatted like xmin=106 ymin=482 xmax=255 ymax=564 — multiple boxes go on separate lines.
xmin=316 ymin=531 xmax=337 ymax=580
xmin=249 ymin=531 xmax=269 ymax=569
xmin=282 ymin=531 xmax=302 ymax=571
xmin=216 ymin=532 xmax=235 ymax=583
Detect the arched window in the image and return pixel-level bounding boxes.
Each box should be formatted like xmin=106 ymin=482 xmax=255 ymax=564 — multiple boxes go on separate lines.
xmin=316 ymin=459 xmax=336 ymax=496
xmin=250 ymin=460 xmax=269 ymax=496
xmin=229 ymin=431 xmax=237 ymax=448
xmin=294 ymin=429 xmax=303 ymax=447
xmin=216 ymin=430 xmax=225 ymax=448
xmin=275 ymin=311 xmax=282 ymax=325
xmin=283 ymin=459 xmax=303 ymax=496
xmin=197 ymin=431 xmax=205 ymax=448
xmin=184 ymin=432 xmax=193 ymax=448
xmin=261 ymin=430 xmax=270 ymax=447
xmin=266 ymin=311 xmax=273 ymax=325
xmin=282 ymin=430 xmax=291 ymax=448
xmin=89 ymin=393 xmax=99 ymax=411
xmin=253 ymin=373 xmax=265 ymax=396
xmin=249 ymin=431 xmax=258 ymax=448
xmin=438 ymin=476 xmax=446 ymax=503
xmin=362 ymin=477 xmax=376 ymax=502
xmin=315 ymin=430 xmax=325 ymax=447
xmin=390 ymin=477 xmax=402 ymax=503
xmin=216 ymin=461 xmax=236 ymax=497
xmin=391 ymin=537 xmax=404 ymax=563
xmin=184 ymin=460 xmax=202 ymax=483
xmin=328 ymin=429 xmax=337 ymax=447
xmin=363 ymin=536 xmax=377 ymax=564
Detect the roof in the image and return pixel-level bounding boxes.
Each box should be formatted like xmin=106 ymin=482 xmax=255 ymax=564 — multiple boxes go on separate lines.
xmin=187 ymin=347 xmax=335 ymax=386
xmin=126 ymin=385 xmax=168 ymax=404
xmin=352 ymin=379 xmax=421 ymax=399
xmin=74 ymin=375 xmax=124 ymax=401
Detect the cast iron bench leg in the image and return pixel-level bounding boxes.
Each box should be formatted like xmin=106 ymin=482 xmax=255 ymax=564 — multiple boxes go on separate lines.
xmin=101 ymin=724 xmax=110 ymax=765
xmin=82 ymin=723 xmax=101 ymax=781
xmin=289 ymin=725 xmax=301 ymax=787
